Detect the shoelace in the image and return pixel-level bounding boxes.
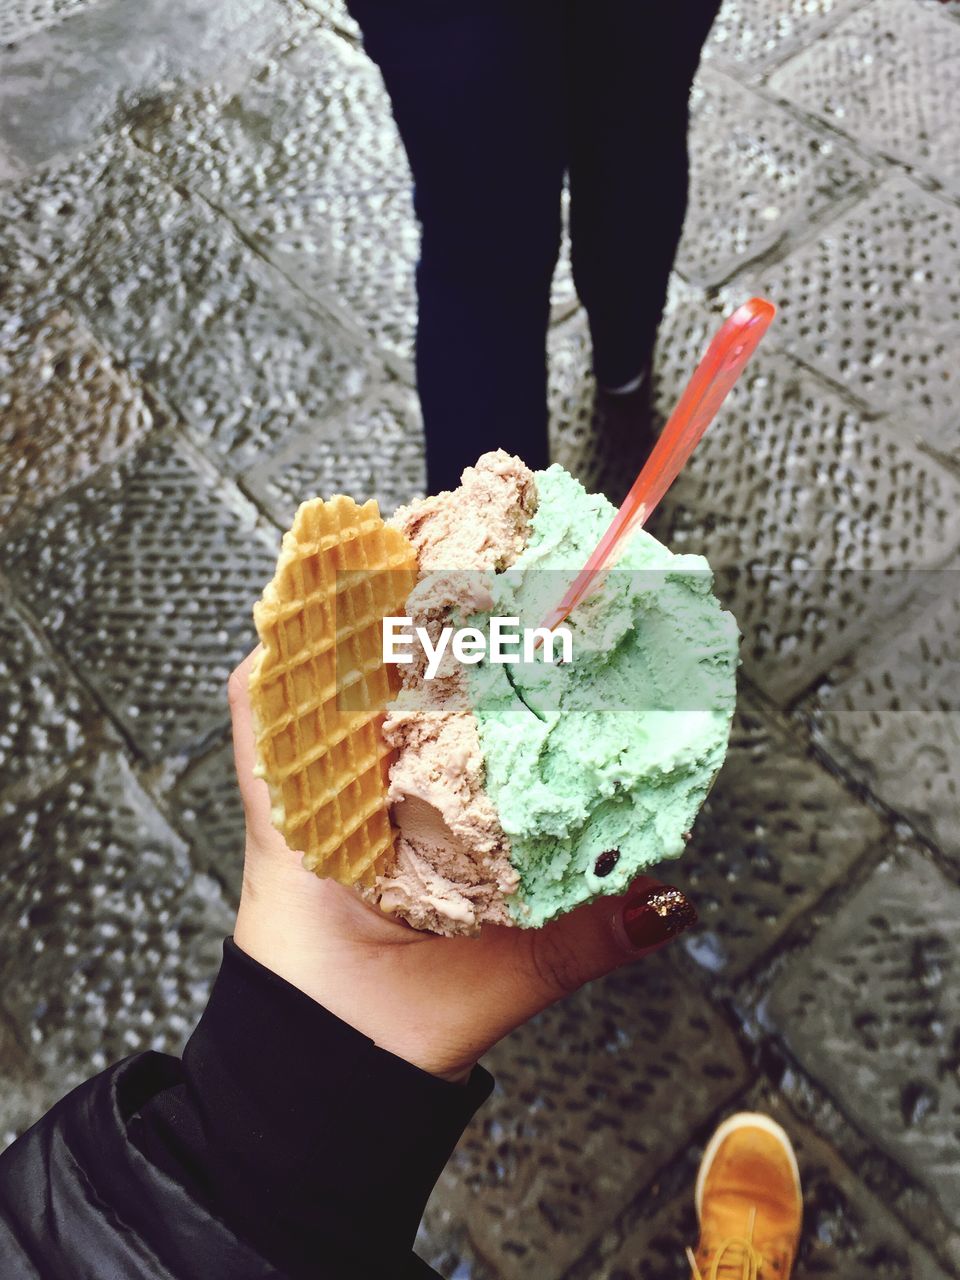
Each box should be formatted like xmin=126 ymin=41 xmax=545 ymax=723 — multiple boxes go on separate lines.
xmin=685 ymin=1207 xmax=789 ymax=1280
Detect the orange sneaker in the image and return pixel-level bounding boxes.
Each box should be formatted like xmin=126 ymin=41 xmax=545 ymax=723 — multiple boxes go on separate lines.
xmin=686 ymin=1112 xmax=802 ymax=1279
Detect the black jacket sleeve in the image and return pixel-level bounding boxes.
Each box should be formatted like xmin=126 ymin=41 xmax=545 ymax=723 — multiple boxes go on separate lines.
xmin=0 ymin=938 xmax=493 ymax=1279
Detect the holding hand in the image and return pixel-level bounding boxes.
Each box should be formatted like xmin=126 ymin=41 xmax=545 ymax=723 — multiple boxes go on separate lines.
xmin=230 ymin=649 xmax=698 ymax=1082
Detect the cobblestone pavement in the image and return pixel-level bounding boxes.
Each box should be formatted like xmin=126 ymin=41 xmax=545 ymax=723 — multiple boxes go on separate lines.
xmin=1 ymin=0 xmax=959 ymax=1274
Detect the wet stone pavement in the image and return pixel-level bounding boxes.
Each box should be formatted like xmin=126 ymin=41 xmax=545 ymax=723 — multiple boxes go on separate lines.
xmin=1 ymin=0 xmax=959 ymax=1274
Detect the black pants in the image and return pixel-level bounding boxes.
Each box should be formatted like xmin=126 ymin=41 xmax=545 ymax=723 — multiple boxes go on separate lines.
xmin=346 ymin=1 xmax=721 ymax=492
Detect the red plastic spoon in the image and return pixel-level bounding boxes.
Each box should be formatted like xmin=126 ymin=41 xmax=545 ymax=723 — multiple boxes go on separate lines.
xmin=538 ymin=296 xmax=776 ymax=636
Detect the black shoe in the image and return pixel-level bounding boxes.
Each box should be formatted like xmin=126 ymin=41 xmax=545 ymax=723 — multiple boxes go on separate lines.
xmin=588 ymin=362 xmax=658 ymax=505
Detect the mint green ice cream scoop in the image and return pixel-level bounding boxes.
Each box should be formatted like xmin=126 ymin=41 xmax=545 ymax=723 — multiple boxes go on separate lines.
xmin=467 ymin=463 xmax=739 ymax=927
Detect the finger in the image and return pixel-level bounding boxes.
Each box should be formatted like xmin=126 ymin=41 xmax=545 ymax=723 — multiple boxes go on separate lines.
xmin=436 ymin=877 xmax=697 ymax=1053
xmin=512 ymin=877 xmax=697 ymax=1017
xmin=227 ymin=648 xmax=273 ymax=829
xmin=227 ymin=649 xmax=258 ymax=769
xmin=613 ymin=879 xmax=699 ymax=956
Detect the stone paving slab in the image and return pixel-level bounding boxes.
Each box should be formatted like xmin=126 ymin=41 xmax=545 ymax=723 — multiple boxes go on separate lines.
xmin=0 ymin=136 xmax=121 ymax=279
xmin=740 ymin=176 xmax=960 ymax=463
xmin=566 ymin=1089 xmax=950 ymax=1280
xmin=0 ymin=751 xmax=232 ymax=1091
xmin=0 ymin=1008 xmax=57 ymax=1150
xmin=678 ymin=689 xmax=883 ymax=980
xmin=0 ymin=594 xmax=99 ymax=801
xmin=168 ymin=739 xmax=246 ymax=906
xmin=298 ymin=0 xmax=360 ymax=42
xmin=0 ymin=1057 xmax=52 ymax=1151
xmin=804 ymin=569 xmax=960 ymax=862
xmin=552 ymin=288 xmax=960 ymax=704
xmin=679 ymin=68 xmax=872 ymax=287
xmin=0 ymin=0 xmax=297 ymax=172
xmin=132 ymin=26 xmax=408 ymax=206
xmin=131 ymin=23 xmax=582 ymax=366
xmin=656 ymin=352 xmax=960 ymax=702
xmin=132 ymin=26 xmax=416 ymax=361
xmin=417 ymin=1213 xmax=498 ymax=1280
xmin=297 ymin=186 xmax=418 ymax=362
xmin=243 ymin=382 xmax=425 ymax=524
xmin=3 ymin=435 xmax=279 ymax=764
xmin=770 ymin=0 xmax=960 ymax=199
xmin=767 ymin=846 xmax=960 ymax=1222
xmin=701 ymin=0 xmax=865 ymax=78
xmin=767 ymin=1010 xmax=960 ymax=1275
xmin=72 ymin=163 xmax=372 ymax=471
xmin=1 ymin=140 xmax=374 ymax=472
xmin=0 ymin=302 xmax=158 ymax=534
xmin=0 ymin=149 xmax=23 ymax=187
xmin=0 ymin=0 xmax=97 ymax=50
xmin=422 ymin=956 xmax=748 ymax=1280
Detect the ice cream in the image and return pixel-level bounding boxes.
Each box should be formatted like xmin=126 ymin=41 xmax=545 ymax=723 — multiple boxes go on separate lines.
xmin=367 ymin=451 xmax=739 ymax=935
xmin=469 ymin=462 xmax=739 ymax=926
xmin=374 ymin=452 xmax=535 ymax=933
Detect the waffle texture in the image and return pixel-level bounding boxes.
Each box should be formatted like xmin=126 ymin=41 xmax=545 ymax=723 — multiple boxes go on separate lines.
xmin=249 ymin=496 xmax=418 ymax=886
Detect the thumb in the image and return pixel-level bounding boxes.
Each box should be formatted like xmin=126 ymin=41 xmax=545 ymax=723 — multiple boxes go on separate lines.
xmin=227 ymin=647 xmax=260 ymax=805
xmin=517 ymin=877 xmax=697 ymax=1012
xmin=227 ymin=647 xmax=292 ymax=856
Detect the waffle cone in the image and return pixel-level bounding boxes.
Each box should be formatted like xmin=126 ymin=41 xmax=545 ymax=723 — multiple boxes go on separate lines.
xmin=249 ymin=496 xmax=418 ymax=886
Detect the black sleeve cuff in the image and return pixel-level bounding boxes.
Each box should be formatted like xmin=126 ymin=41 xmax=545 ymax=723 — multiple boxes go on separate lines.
xmin=143 ymin=938 xmax=492 ymax=1273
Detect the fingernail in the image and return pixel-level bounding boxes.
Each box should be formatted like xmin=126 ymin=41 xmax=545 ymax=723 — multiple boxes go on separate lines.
xmin=618 ymin=886 xmax=697 ymax=951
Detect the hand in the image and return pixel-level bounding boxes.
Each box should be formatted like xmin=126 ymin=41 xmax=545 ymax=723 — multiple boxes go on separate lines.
xmin=230 ymin=650 xmax=697 ymax=1082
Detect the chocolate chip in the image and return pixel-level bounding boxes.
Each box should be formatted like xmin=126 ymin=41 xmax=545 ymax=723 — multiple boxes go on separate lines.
xmin=594 ymin=849 xmax=620 ymax=878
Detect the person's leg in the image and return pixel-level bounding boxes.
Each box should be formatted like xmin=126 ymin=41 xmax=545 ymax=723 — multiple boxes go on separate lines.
xmin=347 ymin=1 xmax=566 ymax=492
xmin=566 ymin=0 xmax=721 ymax=391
